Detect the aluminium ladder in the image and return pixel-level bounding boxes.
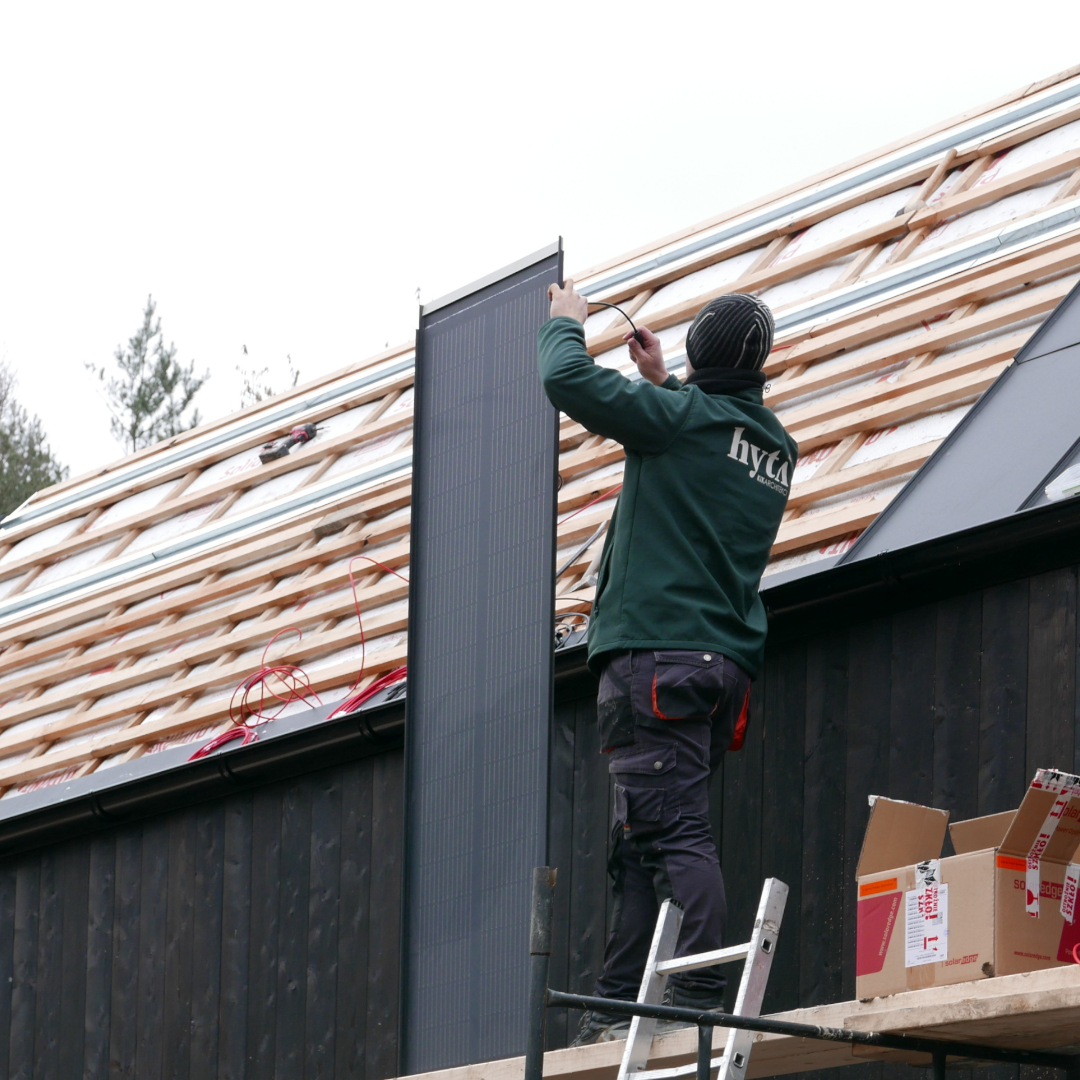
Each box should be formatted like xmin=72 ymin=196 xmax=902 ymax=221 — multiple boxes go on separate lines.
xmin=616 ymin=878 xmax=789 ymax=1080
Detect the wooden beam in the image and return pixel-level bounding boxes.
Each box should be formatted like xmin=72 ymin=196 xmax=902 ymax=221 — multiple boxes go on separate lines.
xmin=0 ymin=369 xmax=415 ymax=552
xmin=0 ymin=401 xmax=415 ymax=585
xmin=0 ymin=473 xmax=413 ymax=646
xmin=909 ymin=147 xmax=1080 ymax=230
xmin=787 ymin=441 xmax=940 ymax=508
xmin=779 ymin=331 xmax=1018 ymax=433
xmin=773 ymin=259 xmax=1075 ymax=373
xmin=586 ymin=214 xmax=918 ymax=356
xmin=766 ymin=225 xmax=1080 ymax=365
xmin=790 ymin=361 xmax=1007 ymax=452
xmin=772 ymin=492 xmax=894 ymax=554
xmin=33 ymin=341 xmax=416 ymax=506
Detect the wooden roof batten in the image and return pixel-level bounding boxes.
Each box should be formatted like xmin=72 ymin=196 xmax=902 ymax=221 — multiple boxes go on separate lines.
xmin=4 ymin=66 xmax=1080 ymax=796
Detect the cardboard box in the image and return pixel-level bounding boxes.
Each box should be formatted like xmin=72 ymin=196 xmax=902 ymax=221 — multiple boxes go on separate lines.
xmin=855 ymin=769 xmax=1080 ymax=998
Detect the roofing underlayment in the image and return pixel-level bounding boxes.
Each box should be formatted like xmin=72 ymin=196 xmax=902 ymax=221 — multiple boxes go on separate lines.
xmin=5 ymin=65 xmax=1080 ymax=795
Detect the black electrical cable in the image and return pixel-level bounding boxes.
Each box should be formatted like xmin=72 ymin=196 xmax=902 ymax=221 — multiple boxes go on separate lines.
xmin=589 ymin=301 xmax=645 ymax=345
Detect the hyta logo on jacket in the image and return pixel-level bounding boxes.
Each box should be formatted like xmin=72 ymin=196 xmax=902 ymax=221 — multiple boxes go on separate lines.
xmin=728 ymin=428 xmax=791 ymax=495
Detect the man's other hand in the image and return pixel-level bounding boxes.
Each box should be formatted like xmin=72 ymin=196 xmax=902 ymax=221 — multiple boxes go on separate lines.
xmin=627 ymin=327 xmax=669 ymax=386
xmin=548 ymin=279 xmax=588 ymax=324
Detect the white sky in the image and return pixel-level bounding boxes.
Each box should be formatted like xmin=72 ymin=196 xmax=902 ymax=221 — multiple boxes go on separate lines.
xmin=2 ymin=1 xmax=1079 ymax=478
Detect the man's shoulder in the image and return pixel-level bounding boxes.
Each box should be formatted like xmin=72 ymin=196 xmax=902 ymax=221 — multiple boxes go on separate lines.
xmin=689 ymin=390 xmax=795 ymax=453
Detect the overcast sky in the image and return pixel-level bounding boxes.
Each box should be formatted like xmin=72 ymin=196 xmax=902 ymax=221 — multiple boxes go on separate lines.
xmin=2 ymin=2 xmax=1080 ymax=478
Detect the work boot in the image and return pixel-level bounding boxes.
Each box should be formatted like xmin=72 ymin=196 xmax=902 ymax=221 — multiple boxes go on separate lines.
xmin=653 ymin=983 xmax=726 ymax=1035
xmin=569 ymin=1009 xmax=632 ymax=1046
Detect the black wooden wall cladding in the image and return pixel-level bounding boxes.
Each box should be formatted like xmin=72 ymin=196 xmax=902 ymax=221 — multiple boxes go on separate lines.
xmin=0 ymin=563 xmax=1076 ymax=1079
xmin=403 ymin=245 xmax=562 ymax=1073
xmin=0 ymin=754 xmax=403 ymax=1080
xmin=545 ymin=564 xmax=1080 ymax=1080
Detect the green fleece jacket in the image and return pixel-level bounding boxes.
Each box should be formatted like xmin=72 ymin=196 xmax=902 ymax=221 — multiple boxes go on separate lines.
xmin=538 ymin=316 xmax=798 ymax=677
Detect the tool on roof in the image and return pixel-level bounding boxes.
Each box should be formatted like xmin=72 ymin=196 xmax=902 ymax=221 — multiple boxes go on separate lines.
xmin=590 ymin=301 xmax=646 ymax=345
xmin=259 ymin=422 xmax=318 ymax=464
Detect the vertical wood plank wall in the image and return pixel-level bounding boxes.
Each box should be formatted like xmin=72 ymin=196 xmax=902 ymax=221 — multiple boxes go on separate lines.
xmin=547 ymin=564 xmax=1080 ymax=1080
xmin=0 ymin=565 xmax=1076 ymax=1077
xmin=0 ymin=754 xmax=403 ymax=1080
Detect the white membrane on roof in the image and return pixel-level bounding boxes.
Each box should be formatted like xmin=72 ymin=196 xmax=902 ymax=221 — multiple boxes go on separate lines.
xmin=799 ymin=474 xmax=910 ymax=518
xmin=762 ymin=531 xmax=862 ymax=577
xmin=94 ymin=677 xmax=171 ymax=711
xmin=0 ymin=515 xmax=87 ymax=567
xmin=145 ymin=723 xmax=225 ymax=755
xmin=125 ymin=500 xmax=223 ymax=554
xmin=932 ymin=313 xmax=1044 ymax=358
xmin=306 ymin=401 xmax=378 ymax=441
xmin=844 ymin=404 xmax=971 ymax=467
xmin=791 ymin=443 xmax=839 ymax=485
xmin=86 ymin=480 xmax=176 ymax=533
xmin=1 ymin=706 xmax=74 ymax=741
xmin=975 ymin=119 xmax=1080 ymax=186
xmin=305 ymin=642 xmax=365 ymax=673
xmin=860 ymin=240 xmax=898 ymax=277
xmin=320 ymin=430 xmax=412 ymax=481
xmin=28 ymin=540 xmax=116 ymax=591
xmin=774 ymin=186 xmax=918 ymax=265
xmin=918 ymin=180 xmax=1069 ymax=255
xmin=0 ymin=763 xmax=83 ymax=799
xmin=359 ymin=598 xmax=409 ymax=622
xmin=187 ymin=446 xmax=264 ymax=493
xmin=927 ymin=168 xmax=968 ymax=206
xmin=382 ymin=386 xmax=414 ymax=417
xmin=50 ymin=717 xmax=129 ymax=752
xmin=366 ymin=630 xmax=406 ymax=656
xmin=757 ymin=257 xmax=855 ymax=311
xmin=635 ymin=249 xmax=764 ymax=320
xmin=0 ymin=577 xmax=23 ymax=602
xmin=773 ymin=358 xmax=909 ymax=419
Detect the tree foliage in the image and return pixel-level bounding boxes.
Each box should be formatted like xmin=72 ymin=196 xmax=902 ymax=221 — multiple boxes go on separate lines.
xmin=87 ymin=295 xmax=209 ymax=453
xmin=235 ymin=352 xmax=300 ymax=409
xmin=0 ymin=362 xmax=68 ymax=522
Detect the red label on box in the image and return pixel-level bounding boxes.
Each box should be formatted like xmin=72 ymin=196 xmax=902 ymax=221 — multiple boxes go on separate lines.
xmin=859 ymin=878 xmax=898 ymax=897
xmin=996 ymin=854 xmax=1026 ymax=871
xmin=856 ymin=892 xmax=901 ymax=976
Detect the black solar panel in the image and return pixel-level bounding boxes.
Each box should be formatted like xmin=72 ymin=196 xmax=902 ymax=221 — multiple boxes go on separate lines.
xmin=402 ymin=244 xmax=562 ymax=1073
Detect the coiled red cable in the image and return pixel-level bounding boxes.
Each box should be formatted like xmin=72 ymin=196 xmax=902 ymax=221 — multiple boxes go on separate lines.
xmin=189 ymin=627 xmax=322 ymax=759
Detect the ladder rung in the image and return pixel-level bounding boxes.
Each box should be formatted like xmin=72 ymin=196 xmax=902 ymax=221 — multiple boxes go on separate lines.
xmin=636 ymin=1056 xmax=725 ymax=1080
xmin=654 ymin=943 xmax=749 ymax=974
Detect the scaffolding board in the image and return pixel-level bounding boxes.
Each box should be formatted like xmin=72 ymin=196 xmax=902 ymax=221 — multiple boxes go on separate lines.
xmin=402 ymin=967 xmax=1080 ymax=1080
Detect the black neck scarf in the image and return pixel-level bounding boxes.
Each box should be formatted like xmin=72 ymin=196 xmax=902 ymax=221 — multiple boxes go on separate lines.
xmin=683 ymin=367 xmax=767 ymax=396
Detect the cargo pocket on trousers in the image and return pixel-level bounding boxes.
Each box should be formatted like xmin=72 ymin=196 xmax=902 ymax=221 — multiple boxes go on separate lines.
xmin=651 ymin=651 xmax=725 ymax=721
xmin=624 ymin=786 xmax=665 ymax=824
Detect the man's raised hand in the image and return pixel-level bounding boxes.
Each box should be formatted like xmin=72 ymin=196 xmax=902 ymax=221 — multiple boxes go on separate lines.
xmin=548 ymin=279 xmax=589 ymax=324
xmin=626 ymin=327 xmax=669 ymax=386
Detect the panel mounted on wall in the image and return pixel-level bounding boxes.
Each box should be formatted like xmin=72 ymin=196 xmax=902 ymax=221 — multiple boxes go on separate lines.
xmin=403 ymin=242 xmax=562 ymax=1073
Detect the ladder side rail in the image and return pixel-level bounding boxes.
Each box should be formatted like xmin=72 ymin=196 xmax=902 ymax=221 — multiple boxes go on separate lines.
xmin=617 ymin=899 xmax=684 ymax=1080
xmin=714 ymin=878 xmax=789 ymax=1080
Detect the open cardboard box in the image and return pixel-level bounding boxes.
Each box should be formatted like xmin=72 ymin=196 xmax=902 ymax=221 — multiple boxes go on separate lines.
xmin=856 ymin=769 xmax=1080 ymax=998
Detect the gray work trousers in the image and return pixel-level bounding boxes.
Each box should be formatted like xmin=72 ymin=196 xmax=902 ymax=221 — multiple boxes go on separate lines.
xmin=592 ymin=649 xmax=750 ymax=1007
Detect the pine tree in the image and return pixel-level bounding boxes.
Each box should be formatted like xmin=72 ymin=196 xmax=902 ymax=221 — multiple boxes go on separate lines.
xmin=0 ymin=362 xmax=68 ymax=521
xmin=87 ymin=295 xmax=209 ymax=453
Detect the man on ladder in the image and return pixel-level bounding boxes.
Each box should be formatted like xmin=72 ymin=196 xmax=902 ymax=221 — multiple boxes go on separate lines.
xmin=538 ymin=283 xmax=797 ymax=1045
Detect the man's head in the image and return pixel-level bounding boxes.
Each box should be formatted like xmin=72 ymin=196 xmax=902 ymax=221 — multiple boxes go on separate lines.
xmin=685 ymin=293 xmax=774 ymax=372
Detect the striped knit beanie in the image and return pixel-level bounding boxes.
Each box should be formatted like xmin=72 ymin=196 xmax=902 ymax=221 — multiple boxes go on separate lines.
xmin=685 ymin=293 xmax=774 ymax=371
